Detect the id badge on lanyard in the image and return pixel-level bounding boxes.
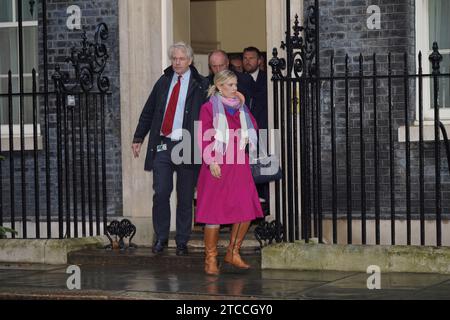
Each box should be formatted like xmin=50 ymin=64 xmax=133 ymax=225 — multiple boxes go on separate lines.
xmin=156 ymin=143 xmax=168 ymax=152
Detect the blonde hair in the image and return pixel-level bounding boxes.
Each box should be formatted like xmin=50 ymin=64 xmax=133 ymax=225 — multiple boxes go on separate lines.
xmin=207 ymin=70 xmax=237 ymax=98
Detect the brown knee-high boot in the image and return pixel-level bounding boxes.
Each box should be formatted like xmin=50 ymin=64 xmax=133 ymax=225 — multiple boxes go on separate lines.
xmin=224 ymin=222 xmax=251 ymax=269
xmin=204 ymin=227 xmax=220 ymax=275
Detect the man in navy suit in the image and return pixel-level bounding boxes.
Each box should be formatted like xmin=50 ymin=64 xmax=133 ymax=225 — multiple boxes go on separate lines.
xmin=243 ymin=47 xmax=269 ymax=213
xmin=132 ymin=42 xmax=209 ymax=256
xmin=229 ymin=54 xmax=244 ymax=73
xmin=243 ymin=47 xmax=268 ymax=131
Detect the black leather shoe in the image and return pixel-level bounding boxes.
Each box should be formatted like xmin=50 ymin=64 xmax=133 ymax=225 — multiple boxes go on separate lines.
xmin=176 ymin=244 xmax=189 ymax=256
xmin=152 ymin=240 xmax=168 ymax=254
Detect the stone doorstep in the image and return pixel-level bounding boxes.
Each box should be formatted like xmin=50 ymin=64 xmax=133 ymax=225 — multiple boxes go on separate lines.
xmin=67 ymin=248 xmax=262 ymax=269
xmin=68 ymin=227 xmax=262 ymax=267
xmin=0 ymin=226 xmax=262 ymax=265
xmin=262 ymin=243 xmax=450 ymax=274
xmin=0 ymin=236 xmax=108 ymax=265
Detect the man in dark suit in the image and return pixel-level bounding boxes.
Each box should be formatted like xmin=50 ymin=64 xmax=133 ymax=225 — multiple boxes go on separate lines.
xmin=243 ymin=47 xmax=268 ymax=131
xmin=207 ymin=50 xmax=255 ymax=107
xmin=132 ymin=42 xmax=209 ymax=256
xmin=243 ymin=46 xmax=269 ymax=213
xmin=229 ymin=54 xmax=244 ymax=73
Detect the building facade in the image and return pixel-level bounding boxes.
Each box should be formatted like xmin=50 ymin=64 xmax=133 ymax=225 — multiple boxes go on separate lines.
xmin=0 ymin=0 xmax=449 ymax=246
xmin=271 ymin=0 xmax=450 ymax=245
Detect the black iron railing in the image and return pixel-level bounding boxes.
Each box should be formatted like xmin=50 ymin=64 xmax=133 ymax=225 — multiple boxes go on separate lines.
xmin=269 ymin=0 xmax=450 ymax=247
xmin=0 ymin=21 xmax=111 ymax=239
xmin=440 ymin=122 xmax=450 ymax=175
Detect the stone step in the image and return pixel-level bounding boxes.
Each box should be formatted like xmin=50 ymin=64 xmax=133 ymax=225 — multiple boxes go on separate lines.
xmin=68 ymin=248 xmax=261 ymax=269
xmin=71 ymin=224 xmax=264 ymax=269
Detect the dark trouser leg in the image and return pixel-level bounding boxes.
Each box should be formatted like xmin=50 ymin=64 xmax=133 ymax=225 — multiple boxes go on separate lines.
xmin=152 ymin=149 xmax=174 ymax=242
xmin=175 ymin=165 xmax=194 ymax=245
xmin=257 ymin=183 xmax=270 ymax=216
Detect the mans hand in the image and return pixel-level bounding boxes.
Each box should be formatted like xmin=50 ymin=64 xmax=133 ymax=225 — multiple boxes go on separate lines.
xmin=132 ymin=143 xmax=142 ymax=158
xmin=209 ymin=163 xmax=221 ymax=179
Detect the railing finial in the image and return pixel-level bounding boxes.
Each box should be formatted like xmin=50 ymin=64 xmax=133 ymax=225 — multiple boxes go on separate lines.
xmin=29 ymin=0 xmax=35 ymax=16
xmin=429 ymin=42 xmax=443 ymax=75
xmin=269 ymin=48 xmax=286 ymax=80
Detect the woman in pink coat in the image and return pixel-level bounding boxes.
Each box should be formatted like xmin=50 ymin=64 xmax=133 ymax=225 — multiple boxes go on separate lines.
xmin=196 ymin=70 xmax=263 ymax=275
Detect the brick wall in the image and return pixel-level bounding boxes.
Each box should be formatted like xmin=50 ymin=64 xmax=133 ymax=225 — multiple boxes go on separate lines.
xmin=0 ymin=0 xmax=122 ymax=230
xmin=44 ymin=0 xmax=122 ymax=218
xmin=308 ymin=0 xmax=450 ymax=218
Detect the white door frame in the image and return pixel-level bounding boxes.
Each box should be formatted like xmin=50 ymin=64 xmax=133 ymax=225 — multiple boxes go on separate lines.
xmin=266 ymin=0 xmax=304 ymax=221
xmin=160 ymin=0 xmax=305 ymax=229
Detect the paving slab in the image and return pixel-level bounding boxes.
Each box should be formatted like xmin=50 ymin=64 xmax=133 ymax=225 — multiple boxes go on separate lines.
xmin=1 ymin=248 xmax=450 ymax=300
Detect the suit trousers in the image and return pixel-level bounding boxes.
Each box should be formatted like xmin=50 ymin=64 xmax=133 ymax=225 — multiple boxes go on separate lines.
xmin=152 ymin=137 xmax=194 ymax=245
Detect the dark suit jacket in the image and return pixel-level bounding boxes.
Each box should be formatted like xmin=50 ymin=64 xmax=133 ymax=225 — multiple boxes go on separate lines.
xmin=249 ymin=70 xmax=268 ymax=130
xmin=207 ymin=71 xmax=255 ymax=108
xmin=133 ymin=66 xmax=209 ymax=172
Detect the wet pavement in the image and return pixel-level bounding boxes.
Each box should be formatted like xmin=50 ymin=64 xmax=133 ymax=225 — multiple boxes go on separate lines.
xmin=1 ymin=248 xmax=450 ymax=300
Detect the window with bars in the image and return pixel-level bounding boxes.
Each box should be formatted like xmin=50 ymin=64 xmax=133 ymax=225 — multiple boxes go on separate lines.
xmin=0 ymin=0 xmax=38 ymax=126
xmin=416 ymin=0 xmax=450 ymax=120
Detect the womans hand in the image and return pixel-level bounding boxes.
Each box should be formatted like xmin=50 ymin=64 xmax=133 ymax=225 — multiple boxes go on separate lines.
xmin=209 ymin=163 xmax=222 ymax=179
xmin=236 ymin=91 xmax=245 ymax=105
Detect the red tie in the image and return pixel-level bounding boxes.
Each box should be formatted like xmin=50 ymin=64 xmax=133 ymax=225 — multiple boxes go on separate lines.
xmin=161 ymin=75 xmax=182 ymax=136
